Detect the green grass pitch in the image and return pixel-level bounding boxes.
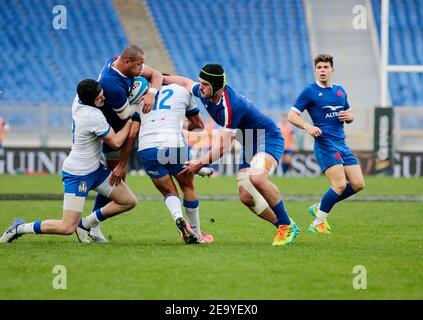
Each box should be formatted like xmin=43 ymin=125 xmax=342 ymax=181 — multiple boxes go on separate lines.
xmin=0 ymin=175 xmax=422 ymax=299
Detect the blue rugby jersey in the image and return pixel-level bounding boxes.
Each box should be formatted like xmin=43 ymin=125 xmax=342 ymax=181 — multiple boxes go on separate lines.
xmin=192 ymin=84 xmax=281 ymax=138
xmin=292 ymin=82 xmax=350 ymax=141
xmin=98 ymin=57 xmax=134 ymax=132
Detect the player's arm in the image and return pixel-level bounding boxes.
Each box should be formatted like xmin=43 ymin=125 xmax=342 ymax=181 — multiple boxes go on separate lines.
xmin=163 ymin=75 xmax=197 ymax=95
xmin=104 ymin=86 xmax=135 ymax=121
xmin=288 ymin=109 xmax=322 ymax=137
xmin=185 ymin=93 xmax=203 ymax=130
xmin=102 ymin=119 xmax=133 ymax=150
xmin=288 ymin=88 xmax=322 ymax=137
xmin=140 ymin=64 xmax=163 ymax=113
xmin=338 ymin=91 xmax=353 ymax=123
xmin=180 ymin=129 xmax=235 ymax=175
xmin=109 ymin=120 xmax=141 ymax=186
xmin=338 ymin=110 xmax=353 ymax=123
xmin=186 ymin=114 xmax=204 ymax=131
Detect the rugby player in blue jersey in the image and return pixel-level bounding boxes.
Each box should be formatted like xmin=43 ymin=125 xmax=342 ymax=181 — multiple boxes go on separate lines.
xmin=80 ymin=45 xmax=163 ymax=242
xmin=164 ymin=64 xmax=299 ymax=246
xmin=288 ymin=54 xmax=365 ymax=233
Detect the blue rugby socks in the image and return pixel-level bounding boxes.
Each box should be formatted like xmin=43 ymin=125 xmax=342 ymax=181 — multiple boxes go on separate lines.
xmin=271 ymin=200 xmax=291 ymax=226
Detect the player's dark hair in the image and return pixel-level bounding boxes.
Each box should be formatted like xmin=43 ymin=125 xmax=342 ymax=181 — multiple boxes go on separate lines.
xmin=121 ymin=45 xmax=144 ymax=61
xmin=199 ymin=64 xmax=226 ymax=97
xmin=314 ymin=54 xmax=334 ymax=67
xmin=77 ymin=79 xmax=102 ymax=107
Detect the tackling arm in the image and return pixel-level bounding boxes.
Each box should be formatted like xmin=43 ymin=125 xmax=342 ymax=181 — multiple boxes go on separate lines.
xmin=109 ymin=121 xmax=141 ymax=186
xmin=102 ymin=119 xmax=132 ymax=150
xmin=186 ymin=114 xmax=204 ymax=131
xmin=163 ymin=75 xmax=196 ymax=93
xmin=140 ymin=65 xmax=163 ymax=113
xmin=179 ymin=127 xmax=235 ymax=175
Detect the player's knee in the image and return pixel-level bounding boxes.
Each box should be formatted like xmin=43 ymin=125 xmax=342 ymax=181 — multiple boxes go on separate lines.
xmin=248 ymin=173 xmax=266 ymax=191
xmin=126 ymin=194 xmax=138 ymax=209
xmin=239 ymin=191 xmax=254 ymax=207
xmin=352 ymin=180 xmax=365 ymax=192
xmin=333 ymin=183 xmax=347 ymax=194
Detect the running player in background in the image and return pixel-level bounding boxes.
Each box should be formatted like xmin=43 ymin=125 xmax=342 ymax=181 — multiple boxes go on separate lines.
xmin=164 ymin=64 xmax=299 ymax=246
xmin=277 ymin=113 xmax=297 ymax=174
xmin=288 ymin=54 xmax=365 ymax=233
xmin=110 ymin=78 xmax=214 ymax=244
xmin=0 ymin=116 xmax=11 ymax=152
xmin=0 ymin=80 xmax=138 ymax=243
xmin=85 ymin=45 xmax=163 ymax=242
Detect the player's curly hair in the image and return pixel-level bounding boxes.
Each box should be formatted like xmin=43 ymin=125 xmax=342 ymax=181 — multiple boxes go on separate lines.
xmin=314 ymin=54 xmax=334 ymax=67
xmin=77 ymin=79 xmax=102 ymax=106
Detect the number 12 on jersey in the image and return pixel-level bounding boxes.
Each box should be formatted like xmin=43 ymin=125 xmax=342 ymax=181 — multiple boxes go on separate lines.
xmin=152 ymin=89 xmax=173 ymax=111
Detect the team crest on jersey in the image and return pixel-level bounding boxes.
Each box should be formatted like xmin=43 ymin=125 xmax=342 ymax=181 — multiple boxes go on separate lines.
xmin=319 ymin=92 xmax=323 ymax=97
xmin=337 ymin=90 xmax=343 ymax=97
xmin=78 ymin=181 xmax=87 ymax=193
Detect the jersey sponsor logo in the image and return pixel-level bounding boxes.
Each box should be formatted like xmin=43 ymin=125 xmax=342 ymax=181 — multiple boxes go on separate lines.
xmin=322 ymin=105 xmax=343 ymax=111
xmin=322 ymin=105 xmax=343 ymax=118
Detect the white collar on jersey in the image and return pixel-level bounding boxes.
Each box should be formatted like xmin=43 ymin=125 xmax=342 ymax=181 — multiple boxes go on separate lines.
xmin=110 ymin=58 xmax=127 ymax=78
xmin=315 ymin=81 xmax=333 ymax=88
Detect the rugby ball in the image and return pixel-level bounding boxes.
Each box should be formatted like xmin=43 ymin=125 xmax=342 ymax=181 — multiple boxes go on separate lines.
xmin=128 ymin=76 xmax=150 ymax=105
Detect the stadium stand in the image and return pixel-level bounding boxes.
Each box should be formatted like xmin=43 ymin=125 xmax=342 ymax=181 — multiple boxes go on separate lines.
xmin=0 ymin=0 xmax=127 ymax=119
xmin=145 ymin=0 xmax=314 ymax=113
xmin=371 ymin=0 xmax=423 ymax=106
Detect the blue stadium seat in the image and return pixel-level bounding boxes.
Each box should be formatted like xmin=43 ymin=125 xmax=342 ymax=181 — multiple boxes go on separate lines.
xmin=146 ymin=0 xmax=313 ymax=112
xmin=0 ymin=0 xmax=127 ymax=127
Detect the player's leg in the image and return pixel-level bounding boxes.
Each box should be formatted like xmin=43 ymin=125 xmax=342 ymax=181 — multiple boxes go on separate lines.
xmin=140 ymin=147 xmax=198 ymax=244
xmin=343 ymin=164 xmax=365 ymax=198
xmin=91 ymin=151 xmax=121 ymax=214
xmin=309 ymin=164 xmax=346 ymax=233
xmin=1 ymin=195 xmax=84 ymax=243
xmin=77 ymin=179 xmax=137 ymax=243
xmin=339 ymin=145 xmax=365 ymax=201
xmin=174 ymin=172 xmax=213 ymax=243
xmin=247 ymin=153 xmax=291 ymax=225
xmin=243 ymin=152 xmax=299 ymax=245
xmin=29 ymin=210 xmax=81 ymax=235
xmin=237 ymin=170 xmax=278 ymax=225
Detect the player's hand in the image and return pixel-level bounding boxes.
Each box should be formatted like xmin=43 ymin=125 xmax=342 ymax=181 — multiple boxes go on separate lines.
xmin=110 ymin=164 xmax=126 ymax=186
xmin=338 ymin=110 xmax=353 ymax=123
xmin=179 ymin=160 xmax=203 ymax=176
xmin=305 ymin=124 xmax=322 ymax=137
xmin=141 ymin=92 xmax=156 ymax=113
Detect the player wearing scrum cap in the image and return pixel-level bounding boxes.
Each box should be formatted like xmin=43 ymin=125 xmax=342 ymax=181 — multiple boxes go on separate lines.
xmin=164 ymin=64 xmax=299 ymax=246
